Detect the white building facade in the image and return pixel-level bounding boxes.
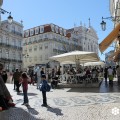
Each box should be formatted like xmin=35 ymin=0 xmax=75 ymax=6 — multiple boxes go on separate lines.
xmin=23 ymin=23 xmax=98 ymax=69
xmin=105 ymin=50 xmax=116 ymax=67
xmin=0 ymin=20 xmax=23 ymax=72
xmin=109 ymin=0 xmax=120 ymax=64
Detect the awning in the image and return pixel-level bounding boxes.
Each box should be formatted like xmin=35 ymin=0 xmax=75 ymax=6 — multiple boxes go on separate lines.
xmin=99 ymin=23 xmax=120 ymax=53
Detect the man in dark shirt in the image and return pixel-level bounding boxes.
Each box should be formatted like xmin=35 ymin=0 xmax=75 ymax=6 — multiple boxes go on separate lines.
xmin=12 ymin=69 xmax=21 ymax=92
xmin=41 ymin=67 xmax=45 ymax=77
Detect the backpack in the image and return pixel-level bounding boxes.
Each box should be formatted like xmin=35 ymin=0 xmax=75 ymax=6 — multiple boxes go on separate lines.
xmin=46 ymin=83 xmax=51 ymax=92
xmin=39 ymin=83 xmax=51 ymax=92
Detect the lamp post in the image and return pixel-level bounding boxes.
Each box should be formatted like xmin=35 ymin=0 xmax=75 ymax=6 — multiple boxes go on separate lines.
xmin=0 ymin=0 xmax=13 ymax=26
xmin=100 ymin=15 xmax=120 ymax=31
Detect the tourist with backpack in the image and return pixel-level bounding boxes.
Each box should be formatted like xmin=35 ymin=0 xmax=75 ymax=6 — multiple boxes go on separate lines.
xmin=39 ymin=75 xmax=50 ymax=107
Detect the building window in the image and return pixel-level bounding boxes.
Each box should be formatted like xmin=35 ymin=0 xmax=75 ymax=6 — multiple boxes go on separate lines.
xmin=18 ymin=65 xmax=21 ymax=70
xmin=51 ymin=24 xmax=54 ymax=32
xmin=12 ymin=39 xmax=16 ymax=46
xmin=45 ymin=54 xmax=48 ymax=60
xmin=40 ymin=26 xmax=44 ymax=33
xmin=13 ymin=52 xmax=16 ymax=59
xmin=39 ymin=55 xmax=42 ymax=61
xmin=0 ymin=49 xmax=2 ymax=58
xmin=60 ymin=28 xmax=63 ymax=35
xmin=25 ymin=57 xmax=27 ymax=62
xmin=64 ymin=30 xmax=66 ymax=36
xmin=29 ymin=46 xmax=32 ymax=52
xmin=45 ymin=43 xmax=48 ymax=49
xmin=39 ymin=44 xmax=42 ymax=50
xmin=13 ymin=64 xmax=15 ymax=71
xmin=6 ymin=64 xmax=9 ymax=70
xmin=55 ymin=26 xmax=58 ymax=33
xmin=0 ymin=36 xmax=3 ymax=43
xmin=6 ymin=37 xmax=9 ymax=45
xmin=5 ymin=50 xmax=9 ymax=59
xmin=45 ymin=34 xmax=47 ymax=38
xmin=18 ymin=27 xmax=21 ymax=33
xmin=25 ymin=31 xmax=29 ymax=37
xmin=34 ymin=45 xmax=37 ymax=51
xmin=30 ymin=29 xmax=34 ymax=36
xmin=29 ymin=57 xmax=32 ymax=62
xmin=29 ymin=38 xmax=31 ymax=44
xmin=12 ymin=25 xmax=15 ymax=33
xmin=19 ymin=41 xmax=21 ymax=47
xmin=19 ymin=53 xmax=21 ymax=60
xmin=35 ymin=27 xmax=39 ymax=34
xmin=91 ymin=44 xmax=93 ymax=51
xmin=34 ymin=56 xmax=37 ymax=61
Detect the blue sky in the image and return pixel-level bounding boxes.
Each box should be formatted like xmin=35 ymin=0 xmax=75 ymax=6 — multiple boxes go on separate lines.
xmin=2 ymin=0 xmax=114 ymax=60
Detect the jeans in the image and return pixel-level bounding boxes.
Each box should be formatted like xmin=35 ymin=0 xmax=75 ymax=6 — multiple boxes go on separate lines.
xmin=42 ymin=91 xmax=47 ymax=105
xmin=23 ymin=90 xmax=28 ymax=104
xmin=37 ymin=77 xmax=41 ymax=89
xmin=15 ymin=81 xmax=20 ymax=92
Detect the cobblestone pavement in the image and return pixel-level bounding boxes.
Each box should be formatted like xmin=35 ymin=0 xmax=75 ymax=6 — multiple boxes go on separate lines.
xmin=0 ymin=80 xmax=120 ymax=120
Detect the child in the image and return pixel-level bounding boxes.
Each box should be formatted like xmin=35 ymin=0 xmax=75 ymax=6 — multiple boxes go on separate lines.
xmin=20 ymin=72 xmax=30 ymax=106
xmin=40 ymin=75 xmax=48 ymax=107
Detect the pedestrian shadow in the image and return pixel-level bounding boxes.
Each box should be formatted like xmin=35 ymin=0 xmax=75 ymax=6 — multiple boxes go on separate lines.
xmin=17 ymin=93 xmax=38 ymax=96
xmin=47 ymin=106 xmax=63 ymax=116
xmin=26 ymin=106 xmax=39 ymax=115
xmin=0 ymin=107 xmax=42 ymax=120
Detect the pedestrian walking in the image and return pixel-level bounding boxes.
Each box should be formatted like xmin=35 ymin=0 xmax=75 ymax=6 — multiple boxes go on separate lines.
xmin=104 ymin=67 xmax=108 ymax=84
xmin=107 ymin=66 xmax=114 ymax=86
xmin=37 ymin=66 xmax=41 ymax=89
xmin=19 ymin=72 xmax=30 ymax=106
xmin=41 ymin=67 xmax=45 ymax=77
xmin=1 ymin=70 xmax=8 ymax=83
xmin=12 ymin=69 xmax=21 ymax=93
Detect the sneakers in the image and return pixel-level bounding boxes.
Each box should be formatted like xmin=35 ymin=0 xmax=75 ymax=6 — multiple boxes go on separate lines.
xmin=21 ymin=103 xmax=29 ymax=106
xmin=41 ymin=104 xmax=48 ymax=107
xmin=24 ymin=103 xmax=30 ymax=107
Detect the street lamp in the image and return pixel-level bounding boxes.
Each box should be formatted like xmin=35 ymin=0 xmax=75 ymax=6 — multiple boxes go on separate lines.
xmin=0 ymin=0 xmax=13 ymax=25
xmin=0 ymin=8 xmax=13 ymax=24
xmin=100 ymin=15 xmax=120 ymax=31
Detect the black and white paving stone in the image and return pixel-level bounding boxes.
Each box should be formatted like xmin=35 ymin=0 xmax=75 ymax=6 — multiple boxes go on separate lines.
xmin=0 ymin=81 xmax=120 ymax=120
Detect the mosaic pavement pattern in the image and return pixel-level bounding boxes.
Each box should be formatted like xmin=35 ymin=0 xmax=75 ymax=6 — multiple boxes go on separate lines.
xmin=1 ymin=83 xmax=120 ymax=120
xmin=29 ymin=93 xmax=120 ymax=108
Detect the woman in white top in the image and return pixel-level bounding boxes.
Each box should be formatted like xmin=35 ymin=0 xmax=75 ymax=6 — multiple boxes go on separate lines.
xmin=107 ymin=66 xmax=113 ymax=85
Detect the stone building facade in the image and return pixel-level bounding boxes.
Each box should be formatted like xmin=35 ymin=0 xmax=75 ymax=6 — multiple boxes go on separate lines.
xmin=0 ymin=20 xmax=23 ymax=72
xmin=23 ymin=23 xmax=98 ymax=69
xmin=109 ymin=0 xmax=120 ymax=64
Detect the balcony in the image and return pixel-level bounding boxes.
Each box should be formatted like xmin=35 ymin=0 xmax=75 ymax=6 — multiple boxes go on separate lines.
xmin=53 ymin=48 xmax=67 ymax=53
xmin=0 ymin=43 xmax=22 ymax=50
xmin=11 ymin=30 xmax=23 ymax=37
xmin=0 ymin=57 xmax=12 ymax=62
xmin=17 ymin=60 xmax=22 ymax=63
